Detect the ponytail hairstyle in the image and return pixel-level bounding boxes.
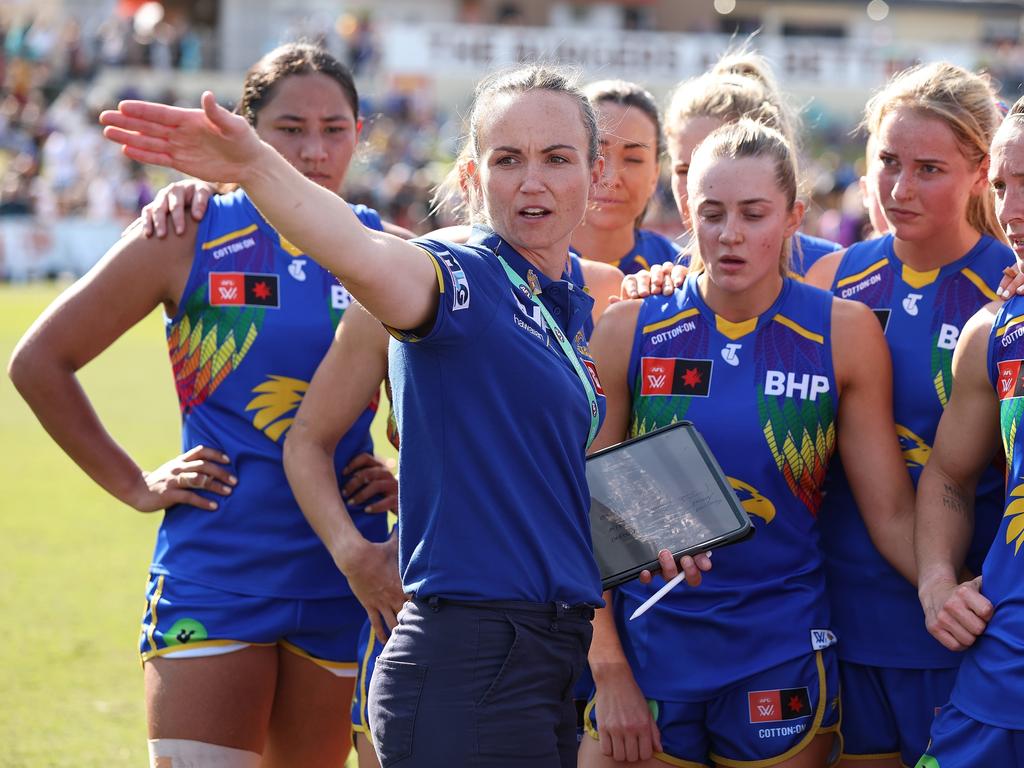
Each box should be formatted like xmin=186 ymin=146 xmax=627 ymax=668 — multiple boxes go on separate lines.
xmin=432 ymin=64 xmax=599 ymax=227
xmin=862 ymin=61 xmax=1004 ymax=242
xmin=686 ymin=119 xmax=799 ymax=277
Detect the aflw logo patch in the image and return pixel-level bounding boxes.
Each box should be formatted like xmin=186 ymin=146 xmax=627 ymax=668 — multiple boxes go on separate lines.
xmin=748 ymin=687 xmax=811 ymax=723
xmin=640 ymin=357 xmax=712 ymax=397
xmin=998 ymin=359 xmax=1024 ymax=401
xmin=209 ymin=273 xmax=280 ymax=308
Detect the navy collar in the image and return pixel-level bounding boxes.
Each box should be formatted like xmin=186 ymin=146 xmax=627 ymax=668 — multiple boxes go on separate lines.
xmin=469 ymin=225 xmax=572 ymax=293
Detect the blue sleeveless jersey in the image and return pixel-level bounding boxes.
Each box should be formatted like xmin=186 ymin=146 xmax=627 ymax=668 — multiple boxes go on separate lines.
xmin=153 ymin=189 xmax=389 ymax=599
xmin=615 ymin=228 xmax=682 ymax=276
xmin=820 ymin=233 xmax=1011 ymax=668
xmin=618 ymin=275 xmax=838 ymax=699
xmin=950 ymin=295 xmax=1024 ymax=728
xmin=790 ymin=232 xmax=841 ymax=277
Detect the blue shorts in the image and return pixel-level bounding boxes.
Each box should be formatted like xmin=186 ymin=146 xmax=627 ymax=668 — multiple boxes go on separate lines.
xmin=351 ymin=620 xmax=385 ymax=740
xmin=138 ymin=573 xmax=364 ymax=675
xmin=915 ymin=701 xmax=1024 ymax=767
xmin=586 ymin=650 xmax=840 ymax=767
xmin=839 ymin=660 xmax=956 ymax=767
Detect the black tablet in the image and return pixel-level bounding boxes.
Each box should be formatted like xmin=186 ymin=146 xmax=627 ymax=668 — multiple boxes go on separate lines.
xmin=587 ymin=421 xmax=754 ymax=590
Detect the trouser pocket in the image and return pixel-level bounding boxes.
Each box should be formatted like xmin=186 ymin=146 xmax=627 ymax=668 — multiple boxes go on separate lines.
xmin=368 ymin=659 xmax=427 ymax=767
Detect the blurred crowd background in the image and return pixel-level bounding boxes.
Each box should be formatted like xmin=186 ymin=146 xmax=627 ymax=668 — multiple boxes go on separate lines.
xmin=3 ymin=0 xmax=1024 ymax=279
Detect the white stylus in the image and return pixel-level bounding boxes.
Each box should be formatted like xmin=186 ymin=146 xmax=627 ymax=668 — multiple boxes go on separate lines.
xmin=629 ymin=570 xmax=686 ymax=621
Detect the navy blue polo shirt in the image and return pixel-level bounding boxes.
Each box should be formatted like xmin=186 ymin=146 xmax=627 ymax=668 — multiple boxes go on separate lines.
xmin=388 ymin=228 xmax=605 ymax=606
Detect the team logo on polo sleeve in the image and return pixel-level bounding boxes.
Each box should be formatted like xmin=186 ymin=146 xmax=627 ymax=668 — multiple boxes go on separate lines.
xmin=747 ymin=687 xmax=811 ymax=723
xmin=438 ymin=250 xmax=470 ymax=311
xmin=583 ymin=359 xmax=604 ymax=395
xmin=209 ymin=272 xmax=280 ymax=308
xmin=640 ymin=357 xmax=712 ymax=397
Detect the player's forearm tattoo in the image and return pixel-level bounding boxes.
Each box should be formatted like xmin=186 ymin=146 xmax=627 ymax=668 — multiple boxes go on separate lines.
xmin=941 ymin=481 xmax=970 ymax=519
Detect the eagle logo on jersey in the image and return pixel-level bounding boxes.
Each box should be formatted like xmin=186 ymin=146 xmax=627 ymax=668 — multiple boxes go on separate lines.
xmin=896 ymin=424 xmax=931 ymax=469
xmin=245 ymin=375 xmax=309 ymax=442
xmin=169 ymin=284 xmax=262 ymax=414
xmin=727 ymin=477 xmax=776 ymax=524
xmin=1003 ymin=481 xmax=1024 ymax=555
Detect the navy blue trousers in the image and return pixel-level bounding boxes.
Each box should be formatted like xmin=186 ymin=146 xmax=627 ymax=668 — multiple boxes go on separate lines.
xmin=368 ymin=598 xmax=593 ymax=767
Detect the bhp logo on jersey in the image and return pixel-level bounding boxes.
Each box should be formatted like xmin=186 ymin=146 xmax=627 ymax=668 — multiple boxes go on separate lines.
xmin=748 ymin=687 xmax=811 ymax=723
xmin=640 ymin=357 xmax=712 ymax=397
xmin=764 ymin=371 xmax=829 ymax=401
xmin=997 ymin=360 xmax=1024 ymax=400
xmin=209 ymin=273 xmax=280 ymax=308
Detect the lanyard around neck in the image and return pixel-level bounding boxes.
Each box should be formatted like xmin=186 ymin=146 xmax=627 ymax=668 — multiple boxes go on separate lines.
xmin=493 ymin=250 xmax=600 ymax=449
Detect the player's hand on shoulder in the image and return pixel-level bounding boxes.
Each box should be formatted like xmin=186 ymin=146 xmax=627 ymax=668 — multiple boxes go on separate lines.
xmin=998 ymin=264 xmax=1024 ymax=299
xmin=130 ymin=179 xmax=215 ymax=238
xmin=619 ymin=262 xmax=686 ymax=301
xmin=134 ymin=444 xmax=236 ymax=512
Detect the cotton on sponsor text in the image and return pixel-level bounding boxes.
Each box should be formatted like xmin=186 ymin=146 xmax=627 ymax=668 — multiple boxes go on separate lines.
xmin=759 ymin=723 xmax=807 ymax=739
xmin=1003 ymin=323 xmax=1024 ymax=348
xmin=650 ymin=321 xmax=696 ymax=345
xmin=212 ymin=237 xmax=256 ymax=260
xmin=838 ymin=272 xmax=881 ymax=299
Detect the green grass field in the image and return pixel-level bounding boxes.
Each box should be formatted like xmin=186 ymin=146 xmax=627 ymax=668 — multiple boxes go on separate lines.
xmin=0 ymin=283 xmax=392 ymax=767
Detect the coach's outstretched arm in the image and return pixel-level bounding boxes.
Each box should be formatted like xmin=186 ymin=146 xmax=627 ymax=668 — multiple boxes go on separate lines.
xmin=916 ymin=305 xmax=1001 ymax=651
xmin=100 ymin=93 xmax=437 ymax=331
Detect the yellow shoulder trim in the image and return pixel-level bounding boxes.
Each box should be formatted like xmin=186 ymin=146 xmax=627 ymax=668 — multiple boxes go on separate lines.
xmin=716 ymin=315 xmax=758 ymax=340
xmin=902 ymin=264 xmax=940 ymax=289
xmin=961 ymin=268 xmax=999 ymax=302
xmin=278 ymin=235 xmax=303 ymax=257
xmin=996 ymin=314 xmax=1024 ymax=338
xmin=632 ymin=255 xmax=651 ymax=271
xmin=835 ymin=258 xmax=888 ymax=288
xmin=643 ymin=308 xmax=699 ymax=335
xmin=384 ymin=246 xmax=446 ymax=342
xmin=201 ymin=223 xmax=258 ymax=250
xmin=774 ymin=314 xmax=825 ymax=345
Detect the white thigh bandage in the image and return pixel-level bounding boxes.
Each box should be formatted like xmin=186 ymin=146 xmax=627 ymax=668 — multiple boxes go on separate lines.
xmin=148 ymin=739 xmax=261 ymax=767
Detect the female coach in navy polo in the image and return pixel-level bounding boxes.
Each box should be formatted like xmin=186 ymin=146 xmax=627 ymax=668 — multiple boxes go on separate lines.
xmin=100 ymin=65 xmax=710 ymax=767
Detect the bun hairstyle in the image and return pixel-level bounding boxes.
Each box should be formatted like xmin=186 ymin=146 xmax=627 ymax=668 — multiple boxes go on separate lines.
xmin=664 ymin=49 xmax=799 ymax=149
xmin=863 ymin=61 xmax=1003 ymax=241
xmin=239 ymin=42 xmax=359 ymax=127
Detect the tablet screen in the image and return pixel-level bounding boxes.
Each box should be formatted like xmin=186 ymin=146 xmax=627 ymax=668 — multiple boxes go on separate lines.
xmin=587 ymin=422 xmax=750 ymax=588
